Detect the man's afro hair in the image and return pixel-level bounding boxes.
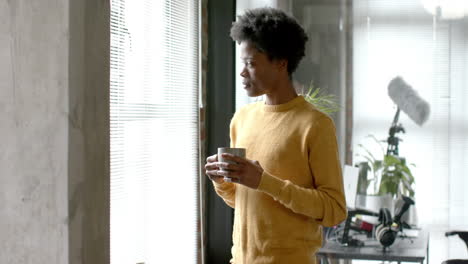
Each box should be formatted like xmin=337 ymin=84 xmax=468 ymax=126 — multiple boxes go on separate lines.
xmin=230 ymin=7 xmax=308 ymax=75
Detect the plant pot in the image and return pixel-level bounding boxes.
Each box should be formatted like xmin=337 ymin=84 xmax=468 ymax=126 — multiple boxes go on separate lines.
xmin=356 ymin=193 xmax=394 ymax=215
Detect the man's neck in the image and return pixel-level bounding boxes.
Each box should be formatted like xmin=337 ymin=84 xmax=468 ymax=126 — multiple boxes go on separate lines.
xmin=264 ymin=79 xmax=298 ymax=105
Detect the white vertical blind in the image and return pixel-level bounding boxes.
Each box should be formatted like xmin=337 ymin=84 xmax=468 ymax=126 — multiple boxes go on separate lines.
xmin=110 ymin=0 xmax=199 ymax=263
xmin=353 ymin=1 xmax=468 ymax=263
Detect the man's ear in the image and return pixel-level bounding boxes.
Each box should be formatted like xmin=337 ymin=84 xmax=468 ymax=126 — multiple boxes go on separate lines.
xmin=276 ymin=59 xmax=288 ymax=72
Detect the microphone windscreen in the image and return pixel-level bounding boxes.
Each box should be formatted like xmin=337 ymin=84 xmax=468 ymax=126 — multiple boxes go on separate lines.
xmin=388 ymin=77 xmax=430 ymax=126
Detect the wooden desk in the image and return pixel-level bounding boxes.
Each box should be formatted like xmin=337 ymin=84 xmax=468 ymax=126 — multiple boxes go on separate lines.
xmin=317 ymin=230 xmax=429 ymax=264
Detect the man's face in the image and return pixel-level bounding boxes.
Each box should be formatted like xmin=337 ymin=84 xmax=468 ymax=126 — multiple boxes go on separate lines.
xmin=239 ymin=41 xmax=282 ymax=97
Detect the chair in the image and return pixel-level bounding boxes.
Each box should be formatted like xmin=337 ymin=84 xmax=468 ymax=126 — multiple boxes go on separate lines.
xmin=442 ymin=231 xmax=468 ymax=264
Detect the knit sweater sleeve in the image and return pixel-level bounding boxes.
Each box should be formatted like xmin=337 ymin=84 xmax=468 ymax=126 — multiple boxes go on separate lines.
xmin=256 ymin=116 xmax=347 ymax=227
xmin=212 ymin=181 xmax=236 ymax=208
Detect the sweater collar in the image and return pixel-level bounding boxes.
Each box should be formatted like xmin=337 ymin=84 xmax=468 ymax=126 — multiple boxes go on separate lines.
xmin=262 ymin=95 xmax=306 ymax=112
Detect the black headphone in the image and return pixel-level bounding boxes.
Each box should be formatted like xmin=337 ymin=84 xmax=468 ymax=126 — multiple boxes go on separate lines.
xmin=375 ymin=196 xmax=415 ymax=248
xmin=375 ymin=208 xmax=397 ymax=247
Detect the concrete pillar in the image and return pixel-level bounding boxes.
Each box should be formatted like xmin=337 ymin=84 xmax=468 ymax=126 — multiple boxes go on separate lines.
xmin=0 ymin=0 xmax=110 ymax=263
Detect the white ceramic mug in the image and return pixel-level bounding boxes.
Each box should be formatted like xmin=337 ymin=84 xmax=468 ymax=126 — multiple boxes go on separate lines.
xmin=217 ymin=147 xmax=246 ymax=182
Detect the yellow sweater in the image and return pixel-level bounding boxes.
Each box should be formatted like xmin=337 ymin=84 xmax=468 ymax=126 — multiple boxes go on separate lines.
xmin=213 ymin=96 xmax=347 ymax=264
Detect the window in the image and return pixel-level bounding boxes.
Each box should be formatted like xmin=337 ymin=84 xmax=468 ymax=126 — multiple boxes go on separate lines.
xmin=110 ymin=0 xmax=200 ymax=263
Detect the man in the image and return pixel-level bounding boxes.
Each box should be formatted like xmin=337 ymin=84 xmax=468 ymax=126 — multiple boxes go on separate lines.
xmin=204 ymin=7 xmax=347 ymax=264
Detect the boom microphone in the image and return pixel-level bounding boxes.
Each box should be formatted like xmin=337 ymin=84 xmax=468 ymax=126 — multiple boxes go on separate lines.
xmin=388 ymin=77 xmax=430 ymax=126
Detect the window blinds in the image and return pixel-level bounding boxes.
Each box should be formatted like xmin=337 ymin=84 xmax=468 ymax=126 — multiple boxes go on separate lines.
xmin=110 ymin=0 xmax=199 ymax=263
xmin=353 ymin=0 xmax=468 ymax=262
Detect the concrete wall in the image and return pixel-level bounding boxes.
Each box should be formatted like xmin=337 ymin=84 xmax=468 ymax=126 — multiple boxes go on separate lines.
xmin=0 ymin=0 xmax=110 ymax=263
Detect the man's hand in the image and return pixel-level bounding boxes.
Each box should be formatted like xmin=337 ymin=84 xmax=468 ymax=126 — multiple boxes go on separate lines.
xmin=204 ymin=154 xmax=225 ymax=184
xmin=216 ymin=153 xmax=264 ymax=189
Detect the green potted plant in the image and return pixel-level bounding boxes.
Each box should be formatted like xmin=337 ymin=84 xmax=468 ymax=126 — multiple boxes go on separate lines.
xmin=355 ymin=135 xmax=416 ymax=219
xmin=356 ymin=135 xmax=415 ymax=198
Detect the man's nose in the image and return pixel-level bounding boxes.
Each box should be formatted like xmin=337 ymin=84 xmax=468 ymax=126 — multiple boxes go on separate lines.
xmin=240 ymin=67 xmax=248 ymax=77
